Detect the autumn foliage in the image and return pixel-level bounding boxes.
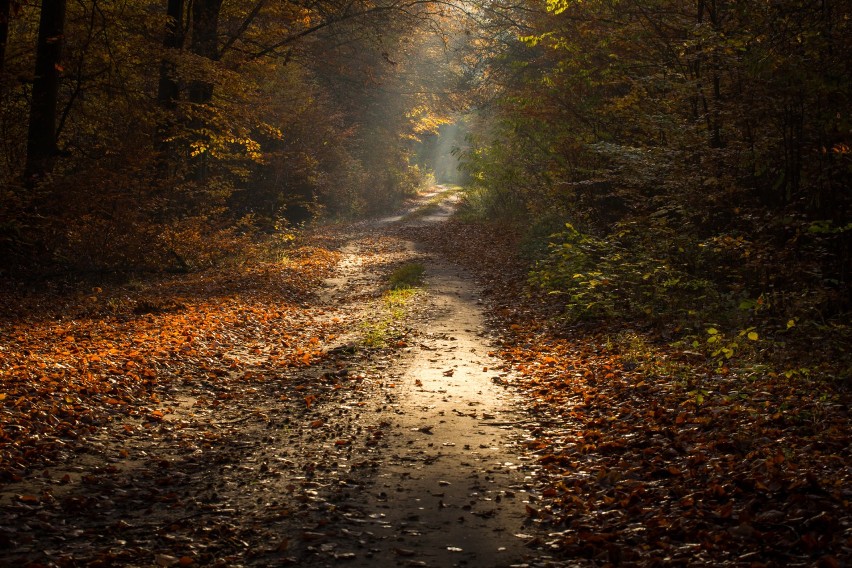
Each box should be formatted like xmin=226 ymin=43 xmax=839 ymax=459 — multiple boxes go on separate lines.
xmin=455 ymin=0 xmax=850 ymax=393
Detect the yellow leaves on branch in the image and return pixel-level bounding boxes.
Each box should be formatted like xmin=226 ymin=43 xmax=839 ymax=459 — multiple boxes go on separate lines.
xmin=189 ymin=131 xmax=264 ymax=162
xmin=406 ymin=105 xmax=452 ymax=136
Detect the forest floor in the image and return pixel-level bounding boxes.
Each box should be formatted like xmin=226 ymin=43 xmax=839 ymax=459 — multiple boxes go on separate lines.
xmin=0 ymin=187 xmax=849 ymax=567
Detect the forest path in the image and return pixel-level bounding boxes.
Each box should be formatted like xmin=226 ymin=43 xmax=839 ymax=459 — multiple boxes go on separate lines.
xmin=302 ymin=186 xmax=547 ymax=566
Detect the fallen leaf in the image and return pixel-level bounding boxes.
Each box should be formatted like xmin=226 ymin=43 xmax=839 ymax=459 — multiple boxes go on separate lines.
xmin=155 ymin=554 xmax=179 ymax=567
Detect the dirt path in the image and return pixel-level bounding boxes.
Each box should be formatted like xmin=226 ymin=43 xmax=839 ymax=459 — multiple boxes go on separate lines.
xmin=307 ymin=192 xmax=545 ymax=566
xmin=0 ymin=187 xmax=559 ymax=567
xmin=352 ymin=257 xmax=532 ymax=566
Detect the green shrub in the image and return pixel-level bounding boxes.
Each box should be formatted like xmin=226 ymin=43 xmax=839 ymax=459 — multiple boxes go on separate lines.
xmin=530 ymin=222 xmax=723 ymax=325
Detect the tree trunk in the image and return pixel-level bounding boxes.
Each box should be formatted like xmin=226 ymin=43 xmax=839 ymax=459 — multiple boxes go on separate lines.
xmin=0 ymin=0 xmax=11 ymax=74
xmin=24 ymin=0 xmax=67 ymax=184
xmin=157 ymin=0 xmax=184 ymax=109
xmin=189 ymin=0 xmax=222 ymax=104
xmin=156 ymin=0 xmax=184 ymax=173
xmin=188 ymin=0 xmax=222 ymax=181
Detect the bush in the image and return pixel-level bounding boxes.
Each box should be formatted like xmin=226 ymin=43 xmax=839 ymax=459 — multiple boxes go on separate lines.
xmin=530 ymin=222 xmax=724 ymax=326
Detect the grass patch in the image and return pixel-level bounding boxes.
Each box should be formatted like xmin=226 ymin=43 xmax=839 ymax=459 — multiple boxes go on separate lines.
xmin=389 ymin=262 xmax=425 ymax=289
xmin=361 ymin=320 xmax=392 ymax=348
xmin=359 ymin=263 xmax=426 ymax=348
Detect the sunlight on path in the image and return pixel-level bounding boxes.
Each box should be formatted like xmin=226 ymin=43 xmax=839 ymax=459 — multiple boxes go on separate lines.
xmin=374 ymin=185 xmax=456 ymax=226
xmin=305 ymin=188 xmax=558 ymax=567
xmin=342 ymin=256 xmax=537 ymax=566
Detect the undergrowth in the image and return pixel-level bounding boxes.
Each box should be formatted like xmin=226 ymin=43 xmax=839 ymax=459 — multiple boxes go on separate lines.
xmin=529 ymin=221 xmax=849 ymax=382
xmin=454 ymin=185 xmax=851 ymax=387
